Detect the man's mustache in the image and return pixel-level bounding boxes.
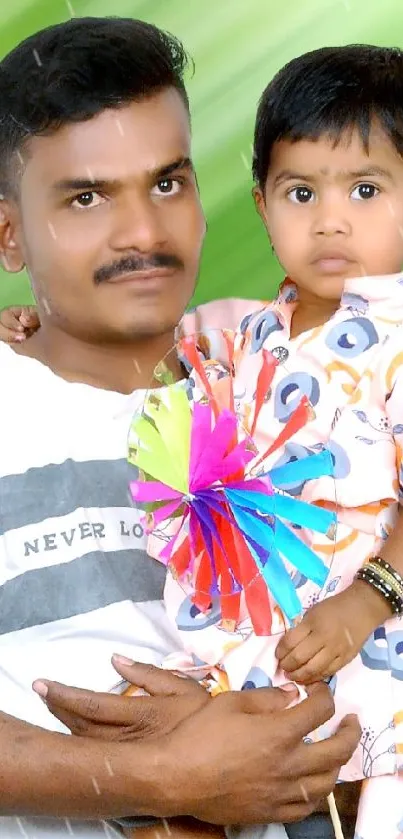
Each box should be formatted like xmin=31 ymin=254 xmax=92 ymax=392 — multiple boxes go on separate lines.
xmin=94 ymin=253 xmax=183 ymax=285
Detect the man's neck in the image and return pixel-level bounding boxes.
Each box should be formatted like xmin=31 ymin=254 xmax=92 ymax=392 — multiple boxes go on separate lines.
xmin=15 ymin=326 xmax=181 ymax=393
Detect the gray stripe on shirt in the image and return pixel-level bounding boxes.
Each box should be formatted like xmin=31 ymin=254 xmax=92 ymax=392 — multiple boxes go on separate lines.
xmin=0 ymin=458 xmax=136 ymax=536
xmin=0 ymin=548 xmax=166 ymax=635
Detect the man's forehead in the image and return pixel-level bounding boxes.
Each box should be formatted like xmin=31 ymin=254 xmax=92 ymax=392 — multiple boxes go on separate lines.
xmin=21 ymin=89 xmax=191 ymax=186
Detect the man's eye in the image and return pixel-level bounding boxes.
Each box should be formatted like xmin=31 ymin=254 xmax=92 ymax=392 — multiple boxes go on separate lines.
xmin=351 ymin=183 xmax=380 ymax=201
xmin=152 ymin=179 xmax=182 ymax=196
xmin=71 ymin=192 xmax=104 ymax=208
xmin=288 ymin=186 xmax=314 ymax=204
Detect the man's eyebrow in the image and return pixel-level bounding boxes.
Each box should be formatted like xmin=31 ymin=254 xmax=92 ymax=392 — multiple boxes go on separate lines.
xmin=51 ymin=157 xmax=194 ymax=194
xmin=156 ymin=157 xmax=194 ymax=178
xmin=272 ymin=165 xmax=394 ymax=189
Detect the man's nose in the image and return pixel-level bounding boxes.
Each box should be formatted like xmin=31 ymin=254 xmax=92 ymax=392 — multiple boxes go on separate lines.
xmin=109 ymin=194 xmax=168 ymax=253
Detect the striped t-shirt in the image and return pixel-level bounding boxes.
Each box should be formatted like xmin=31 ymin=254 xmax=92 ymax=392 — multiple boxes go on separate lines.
xmin=0 ymin=297 xmax=259 ymax=838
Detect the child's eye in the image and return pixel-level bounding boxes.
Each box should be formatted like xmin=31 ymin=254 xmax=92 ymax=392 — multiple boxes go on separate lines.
xmin=288 ymin=186 xmax=314 ymax=204
xmin=71 ymin=192 xmax=105 ymax=209
xmin=350 ymin=183 xmax=380 ymax=201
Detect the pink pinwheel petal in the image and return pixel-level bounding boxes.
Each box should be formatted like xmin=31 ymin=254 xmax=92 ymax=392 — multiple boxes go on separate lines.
xmin=130 ymin=480 xmax=182 ymax=502
xmin=191 ymin=410 xmax=238 ymax=490
xmin=189 ymin=402 xmax=213 ymax=484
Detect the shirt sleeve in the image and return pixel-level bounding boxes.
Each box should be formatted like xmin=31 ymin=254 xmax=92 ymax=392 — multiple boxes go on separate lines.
xmin=381 ymin=333 xmax=403 ymax=502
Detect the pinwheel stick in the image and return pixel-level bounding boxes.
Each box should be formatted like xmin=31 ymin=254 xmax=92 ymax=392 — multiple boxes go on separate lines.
xmin=328 ymin=790 xmax=344 ymax=839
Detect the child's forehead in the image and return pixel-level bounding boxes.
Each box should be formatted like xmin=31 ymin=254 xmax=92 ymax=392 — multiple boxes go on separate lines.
xmin=266 ymin=126 xmax=403 ymax=182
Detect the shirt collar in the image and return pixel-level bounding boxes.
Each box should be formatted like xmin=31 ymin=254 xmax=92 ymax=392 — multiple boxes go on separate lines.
xmin=272 ymin=273 xmax=403 ymax=325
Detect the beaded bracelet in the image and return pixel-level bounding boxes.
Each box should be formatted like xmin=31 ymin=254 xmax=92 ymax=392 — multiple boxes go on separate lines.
xmin=366 ymin=560 xmax=403 ymax=601
xmin=369 ymin=556 xmax=403 ymax=590
xmin=355 ymin=563 xmax=403 ymax=616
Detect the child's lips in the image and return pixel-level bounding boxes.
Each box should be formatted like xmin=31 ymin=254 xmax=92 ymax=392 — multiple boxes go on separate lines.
xmin=311 ymin=252 xmax=355 ymax=273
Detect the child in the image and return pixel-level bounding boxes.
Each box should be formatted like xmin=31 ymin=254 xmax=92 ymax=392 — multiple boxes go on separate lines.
xmin=150 ymin=45 xmax=403 ymax=839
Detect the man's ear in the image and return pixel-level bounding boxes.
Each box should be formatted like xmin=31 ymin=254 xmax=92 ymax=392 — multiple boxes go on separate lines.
xmin=0 ymin=198 xmax=25 ymax=273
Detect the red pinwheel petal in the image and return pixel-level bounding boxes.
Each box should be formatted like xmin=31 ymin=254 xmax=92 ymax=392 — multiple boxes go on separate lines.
xmin=250 ymin=349 xmax=278 ymax=437
xmin=255 ymin=395 xmax=312 ymax=468
xmin=231 ymin=525 xmax=273 ymax=635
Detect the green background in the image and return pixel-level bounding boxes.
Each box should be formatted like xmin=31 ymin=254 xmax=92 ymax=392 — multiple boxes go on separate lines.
xmin=0 ymin=0 xmax=401 ymax=308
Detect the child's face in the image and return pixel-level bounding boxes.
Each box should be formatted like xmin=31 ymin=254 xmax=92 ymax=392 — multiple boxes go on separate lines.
xmin=254 ymin=125 xmax=403 ymax=302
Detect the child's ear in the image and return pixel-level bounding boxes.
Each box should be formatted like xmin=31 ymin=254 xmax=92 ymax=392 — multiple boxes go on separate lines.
xmin=0 ymin=198 xmax=25 ymax=273
xmin=252 ymin=186 xmax=271 ymax=237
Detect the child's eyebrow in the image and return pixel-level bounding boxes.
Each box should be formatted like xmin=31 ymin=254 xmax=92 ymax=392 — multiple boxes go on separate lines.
xmin=272 ymin=165 xmax=394 ymax=188
xmin=272 ymin=170 xmax=311 ymax=188
xmin=346 ymin=166 xmax=393 ymax=181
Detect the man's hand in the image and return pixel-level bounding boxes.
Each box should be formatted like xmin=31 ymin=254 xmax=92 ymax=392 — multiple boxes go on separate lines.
xmin=33 ymin=656 xmax=211 ymax=740
xmin=162 ymin=682 xmax=360 ymax=824
xmin=33 ymin=662 xmax=360 ymax=824
xmin=276 ymin=581 xmax=391 ymax=684
xmin=0 ymin=305 xmax=39 ymax=343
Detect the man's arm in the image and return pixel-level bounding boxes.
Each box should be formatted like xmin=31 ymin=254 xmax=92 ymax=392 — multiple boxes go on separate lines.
xmin=6 ymin=672 xmax=361 ymax=826
xmin=0 ymin=710 xmax=162 ymax=819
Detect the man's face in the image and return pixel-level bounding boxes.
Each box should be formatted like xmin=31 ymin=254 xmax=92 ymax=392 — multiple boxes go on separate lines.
xmin=10 ymin=89 xmax=206 ymax=342
xmin=254 ymin=125 xmax=403 ymax=302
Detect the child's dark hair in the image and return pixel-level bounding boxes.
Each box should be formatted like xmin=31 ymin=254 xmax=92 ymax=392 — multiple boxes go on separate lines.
xmin=0 ymin=17 xmax=191 ymax=197
xmin=253 ymin=44 xmax=403 ymax=189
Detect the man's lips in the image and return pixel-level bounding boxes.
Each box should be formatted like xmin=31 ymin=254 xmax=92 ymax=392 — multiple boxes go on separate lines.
xmin=104 ymin=268 xmax=177 ymax=289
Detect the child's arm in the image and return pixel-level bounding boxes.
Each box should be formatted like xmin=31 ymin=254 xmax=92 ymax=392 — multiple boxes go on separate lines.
xmin=277 ymin=345 xmax=403 ymax=685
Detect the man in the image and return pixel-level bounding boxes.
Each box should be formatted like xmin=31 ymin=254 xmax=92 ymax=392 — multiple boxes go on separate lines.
xmin=0 ymin=16 xmax=359 ymax=839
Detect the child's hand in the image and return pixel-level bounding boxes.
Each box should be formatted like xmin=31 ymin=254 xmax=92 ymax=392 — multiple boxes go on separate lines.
xmin=276 ymin=580 xmax=392 ymax=684
xmin=0 ymin=305 xmax=39 ymax=343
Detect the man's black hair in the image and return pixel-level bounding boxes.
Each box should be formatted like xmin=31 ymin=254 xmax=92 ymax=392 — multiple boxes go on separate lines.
xmin=253 ymin=44 xmax=403 ymax=189
xmin=0 ymin=16 xmax=191 ymax=196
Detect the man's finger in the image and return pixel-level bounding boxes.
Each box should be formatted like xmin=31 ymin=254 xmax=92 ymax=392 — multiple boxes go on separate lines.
xmin=280 ymin=682 xmax=336 ymax=740
xmin=112 ymin=656 xmax=206 ymax=697
xmin=225 ymin=684 xmax=299 ymax=715
xmin=33 ymin=679 xmax=146 ymax=724
xmin=291 ymin=713 xmax=361 ymax=779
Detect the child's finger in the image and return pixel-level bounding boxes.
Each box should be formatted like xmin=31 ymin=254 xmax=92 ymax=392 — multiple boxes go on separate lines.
xmin=0 ymin=306 xmax=26 ymax=331
xmin=287 ymin=648 xmax=335 ymax=685
xmin=280 ymin=634 xmax=325 ymax=675
xmin=19 ymin=305 xmax=40 ymax=328
xmin=276 ymin=620 xmax=312 ymax=662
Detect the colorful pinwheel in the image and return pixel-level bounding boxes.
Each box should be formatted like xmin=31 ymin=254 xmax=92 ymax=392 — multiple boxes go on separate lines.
xmin=129 ymin=333 xmax=336 ymax=636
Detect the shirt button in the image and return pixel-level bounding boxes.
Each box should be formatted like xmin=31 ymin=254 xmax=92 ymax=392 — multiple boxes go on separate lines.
xmin=271 ymin=346 xmax=289 ymax=363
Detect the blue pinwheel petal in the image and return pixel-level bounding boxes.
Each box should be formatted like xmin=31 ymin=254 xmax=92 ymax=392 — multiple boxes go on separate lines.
xmin=265 ymin=449 xmax=333 ymax=488
xmin=274 ymin=518 xmax=329 ymax=587
xmin=226 ymin=501 xmax=276 ymax=554
xmin=225 ymin=488 xmax=336 ymax=535
xmin=256 ymin=544 xmax=302 ymax=622
xmin=230 ymin=500 xmax=301 ymax=621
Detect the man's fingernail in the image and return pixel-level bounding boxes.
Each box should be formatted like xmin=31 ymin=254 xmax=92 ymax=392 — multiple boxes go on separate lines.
xmin=14 ymin=333 xmax=26 ymax=342
xmin=32 ymin=680 xmax=48 ymax=698
xmin=112 ymin=653 xmax=135 ymax=666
